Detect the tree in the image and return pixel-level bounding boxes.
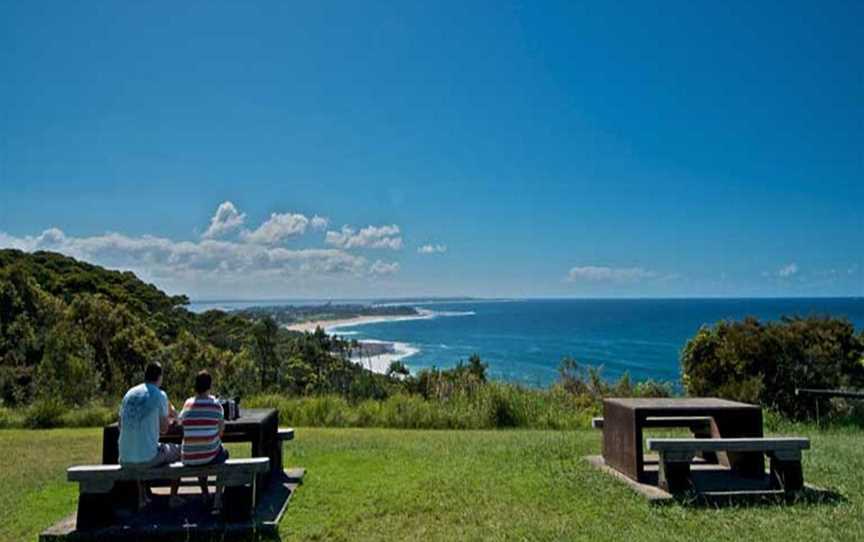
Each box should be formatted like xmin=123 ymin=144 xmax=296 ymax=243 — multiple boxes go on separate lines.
xmin=387 ymin=361 xmax=410 ymax=378
xmin=34 ymin=318 xmax=101 ymax=405
xmin=681 ymin=316 xmax=864 ymax=419
xmin=467 ymin=354 xmax=488 ymax=382
xmin=250 ymin=318 xmax=279 ymax=391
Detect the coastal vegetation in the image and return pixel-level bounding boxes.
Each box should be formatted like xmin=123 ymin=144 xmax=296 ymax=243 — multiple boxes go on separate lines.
xmin=1 ymin=250 xmax=863 ymax=432
xmin=682 ymin=316 xmax=864 ymax=420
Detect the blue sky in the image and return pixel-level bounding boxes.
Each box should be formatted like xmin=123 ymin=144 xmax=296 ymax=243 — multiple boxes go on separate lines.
xmin=1 ymin=1 xmax=861 ymax=299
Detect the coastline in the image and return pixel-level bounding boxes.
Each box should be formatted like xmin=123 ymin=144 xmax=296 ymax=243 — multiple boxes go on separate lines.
xmin=284 ymin=309 xmax=436 ymax=374
xmin=285 ymin=307 xmax=475 ymax=375
xmin=348 ymin=340 xmax=420 ymax=374
xmin=285 ymin=308 xmax=436 ymax=333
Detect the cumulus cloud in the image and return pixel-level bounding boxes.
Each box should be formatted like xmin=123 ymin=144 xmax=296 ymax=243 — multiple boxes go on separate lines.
xmin=203 ymin=202 xmax=331 ymax=245
xmin=242 ymin=212 xmax=310 ymax=245
xmin=325 ymin=224 xmax=402 ymax=250
xmin=202 ymin=201 xmax=246 ymax=239
xmin=310 ymin=215 xmax=329 ymax=230
xmin=0 ymin=227 xmax=372 ymax=284
xmin=370 ymin=260 xmax=400 ymax=275
xmin=777 ymin=263 xmax=799 ymax=278
xmin=566 ymin=265 xmax=657 ymax=282
xmin=418 ymin=244 xmax=447 ymax=254
xmin=0 ymin=199 xmax=408 ymax=295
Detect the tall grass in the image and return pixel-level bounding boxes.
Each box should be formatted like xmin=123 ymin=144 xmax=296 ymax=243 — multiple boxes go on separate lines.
xmin=0 ymin=401 xmax=117 ymax=429
xmin=245 ymin=382 xmax=599 ymax=430
xmin=0 ymin=369 xmax=665 ymax=430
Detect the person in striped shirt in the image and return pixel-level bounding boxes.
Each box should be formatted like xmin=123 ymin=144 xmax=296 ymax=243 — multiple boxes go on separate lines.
xmin=177 ymin=370 xmax=229 ymax=510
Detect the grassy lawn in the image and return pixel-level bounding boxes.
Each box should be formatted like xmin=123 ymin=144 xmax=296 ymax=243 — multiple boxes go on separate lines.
xmin=1 ymin=426 xmax=863 ymax=541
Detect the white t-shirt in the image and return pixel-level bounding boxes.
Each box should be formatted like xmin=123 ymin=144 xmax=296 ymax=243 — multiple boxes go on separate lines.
xmin=118 ymin=383 xmax=168 ymax=464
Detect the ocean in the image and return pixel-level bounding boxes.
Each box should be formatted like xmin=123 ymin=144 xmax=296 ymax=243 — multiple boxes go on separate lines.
xmin=321 ymin=298 xmax=864 ymax=387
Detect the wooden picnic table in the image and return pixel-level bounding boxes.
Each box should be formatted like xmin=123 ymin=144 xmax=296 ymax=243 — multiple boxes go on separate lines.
xmin=602 ymin=398 xmax=763 ymax=483
xmin=102 ymin=407 xmax=282 ymax=489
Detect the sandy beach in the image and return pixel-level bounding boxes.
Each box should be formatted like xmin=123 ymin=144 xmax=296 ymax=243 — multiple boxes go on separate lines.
xmin=284 ymin=310 xmax=438 ymax=374
xmin=285 ymin=309 xmax=435 ymax=333
xmin=285 ymin=308 xmax=476 ymax=374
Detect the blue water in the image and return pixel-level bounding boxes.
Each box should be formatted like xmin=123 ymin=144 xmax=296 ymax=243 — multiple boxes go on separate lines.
xmin=329 ymin=298 xmax=864 ymax=386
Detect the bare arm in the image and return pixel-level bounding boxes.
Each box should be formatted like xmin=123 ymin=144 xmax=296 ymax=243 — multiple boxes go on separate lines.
xmin=159 ymin=414 xmax=170 ymax=434
xmin=159 ymin=393 xmax=175 ymax=434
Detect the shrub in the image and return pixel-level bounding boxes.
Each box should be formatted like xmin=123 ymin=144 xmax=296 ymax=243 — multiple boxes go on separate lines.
xmin=0 ymin=406 xmax=25 ymax=428
xmin=682 ymin=316 xmax=864 ymax=420
xmin=59 ymin=403 xmax=116 ymax=427
xmin=633 ymin=379 xmax=673 ymax=398
xmin=24 ymin=397 xmax=66 ymax=428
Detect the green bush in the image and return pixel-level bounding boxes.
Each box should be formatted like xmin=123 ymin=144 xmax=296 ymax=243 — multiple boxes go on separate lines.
xmin=24 ymin=397 xmax=66 ymax=428
xmin=682 ymin=316 xmax=864 ymax=420
xmin=0 ymin=406 xmax=25 ymax=428
xmin=59 ymin=403 xmax=116 ymax=428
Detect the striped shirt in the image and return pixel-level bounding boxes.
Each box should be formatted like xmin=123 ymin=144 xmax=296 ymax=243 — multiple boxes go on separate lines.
xmin=178 ymin=395 xmax=224 ymax=466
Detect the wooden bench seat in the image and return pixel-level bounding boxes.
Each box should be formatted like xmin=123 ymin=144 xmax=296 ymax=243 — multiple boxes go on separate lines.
xmin=278 ymin=427 xmax=295 ymax=441
xmin=647 ymin=437 xmax=810 ymax=493
xmin=68 ymin=457 xmax=269 ymax=529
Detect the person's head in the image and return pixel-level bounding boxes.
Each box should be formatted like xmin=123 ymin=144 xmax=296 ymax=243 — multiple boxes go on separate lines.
xmin=144 ymin=362 xmax=163 ymax=387
xmin=194 ymin=370 xmax=212 ymax=395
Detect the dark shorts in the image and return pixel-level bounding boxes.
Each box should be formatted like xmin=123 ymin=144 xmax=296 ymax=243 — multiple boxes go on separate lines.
xmin=209 ymin=447 xmax=229 ymax=465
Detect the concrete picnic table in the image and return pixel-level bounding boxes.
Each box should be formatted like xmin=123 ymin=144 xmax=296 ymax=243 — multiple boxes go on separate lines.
xmin=102 ymin=407 xmax=282 ymax=497
xmin=601 ymin=398 xmax=764 ymax=483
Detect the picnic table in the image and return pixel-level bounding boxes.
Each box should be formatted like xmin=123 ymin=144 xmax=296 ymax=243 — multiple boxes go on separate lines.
xmin=795 ymin=388 xmax=864 ymax=426
xmin=102 ymin=407 xmax=282 ymax=489
xmin=602 ymin=398 xmax=764 ymax=483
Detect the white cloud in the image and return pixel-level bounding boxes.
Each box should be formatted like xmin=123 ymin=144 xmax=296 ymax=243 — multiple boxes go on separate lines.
xmin=325 ymin=224 xmax=402 ymax=250
xmin=0 ymin=227 xmax=371 ymax=284
xmin=242 ymin=212 xmax=310 ymax=245
xmin=310 ymin=215 xmax=329 ymax=230
xmin=566 ymin=265 xmax=657 ymax=283
xmin=202 ymin=201 xmax=246 ymax=239
xmin=370 ymin=260 xmax=400 ymax=275
xmin=418 ymin=244 xmax=447 ymax=254
xmin=0 ymin=204 xmax=412 ymax=297
xmin=777 ymin=263 xmax=798 ymax=278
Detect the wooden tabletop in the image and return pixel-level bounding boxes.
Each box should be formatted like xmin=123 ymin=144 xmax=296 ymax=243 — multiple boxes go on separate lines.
xmin=603 ymin=397 xmax=759 ymax=410
xmin=104 ymin=407 xmax=276 ymax=429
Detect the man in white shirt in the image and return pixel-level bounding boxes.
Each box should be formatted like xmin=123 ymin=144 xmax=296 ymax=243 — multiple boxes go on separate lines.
xmin=118 ymin=362 xmax=180 ymax=508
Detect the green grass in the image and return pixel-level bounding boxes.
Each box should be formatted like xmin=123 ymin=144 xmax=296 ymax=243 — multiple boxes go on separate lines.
xmin=1 ymin=426 xmax=863 ymax=541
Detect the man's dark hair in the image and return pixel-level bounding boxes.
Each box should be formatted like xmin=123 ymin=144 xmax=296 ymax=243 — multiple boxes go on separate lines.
xmin=194 ymin=370 xmax=212 ymax=394
xmin=144 ymin=362 xmax=162 ymax=383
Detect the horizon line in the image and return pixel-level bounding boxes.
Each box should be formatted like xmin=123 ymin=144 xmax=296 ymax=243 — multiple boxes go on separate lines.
xmin=189 ymin=294 xmax=864 ymax=304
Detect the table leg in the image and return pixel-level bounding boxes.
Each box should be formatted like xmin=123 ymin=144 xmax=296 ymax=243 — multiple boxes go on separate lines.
xmin=713 ymin=409 xmax=765 ymax=477
xmin=603 ymin=402 xmax=640 ymax=481
xmin=251 ymin=425 xmax=270 ymax=496
xmin=102 ymin=426 xmax=119 ymax=464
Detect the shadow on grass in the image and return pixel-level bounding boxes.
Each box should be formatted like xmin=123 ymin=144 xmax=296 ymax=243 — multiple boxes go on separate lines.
xmin=672 ymin=486 xmax=847 ymax=509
